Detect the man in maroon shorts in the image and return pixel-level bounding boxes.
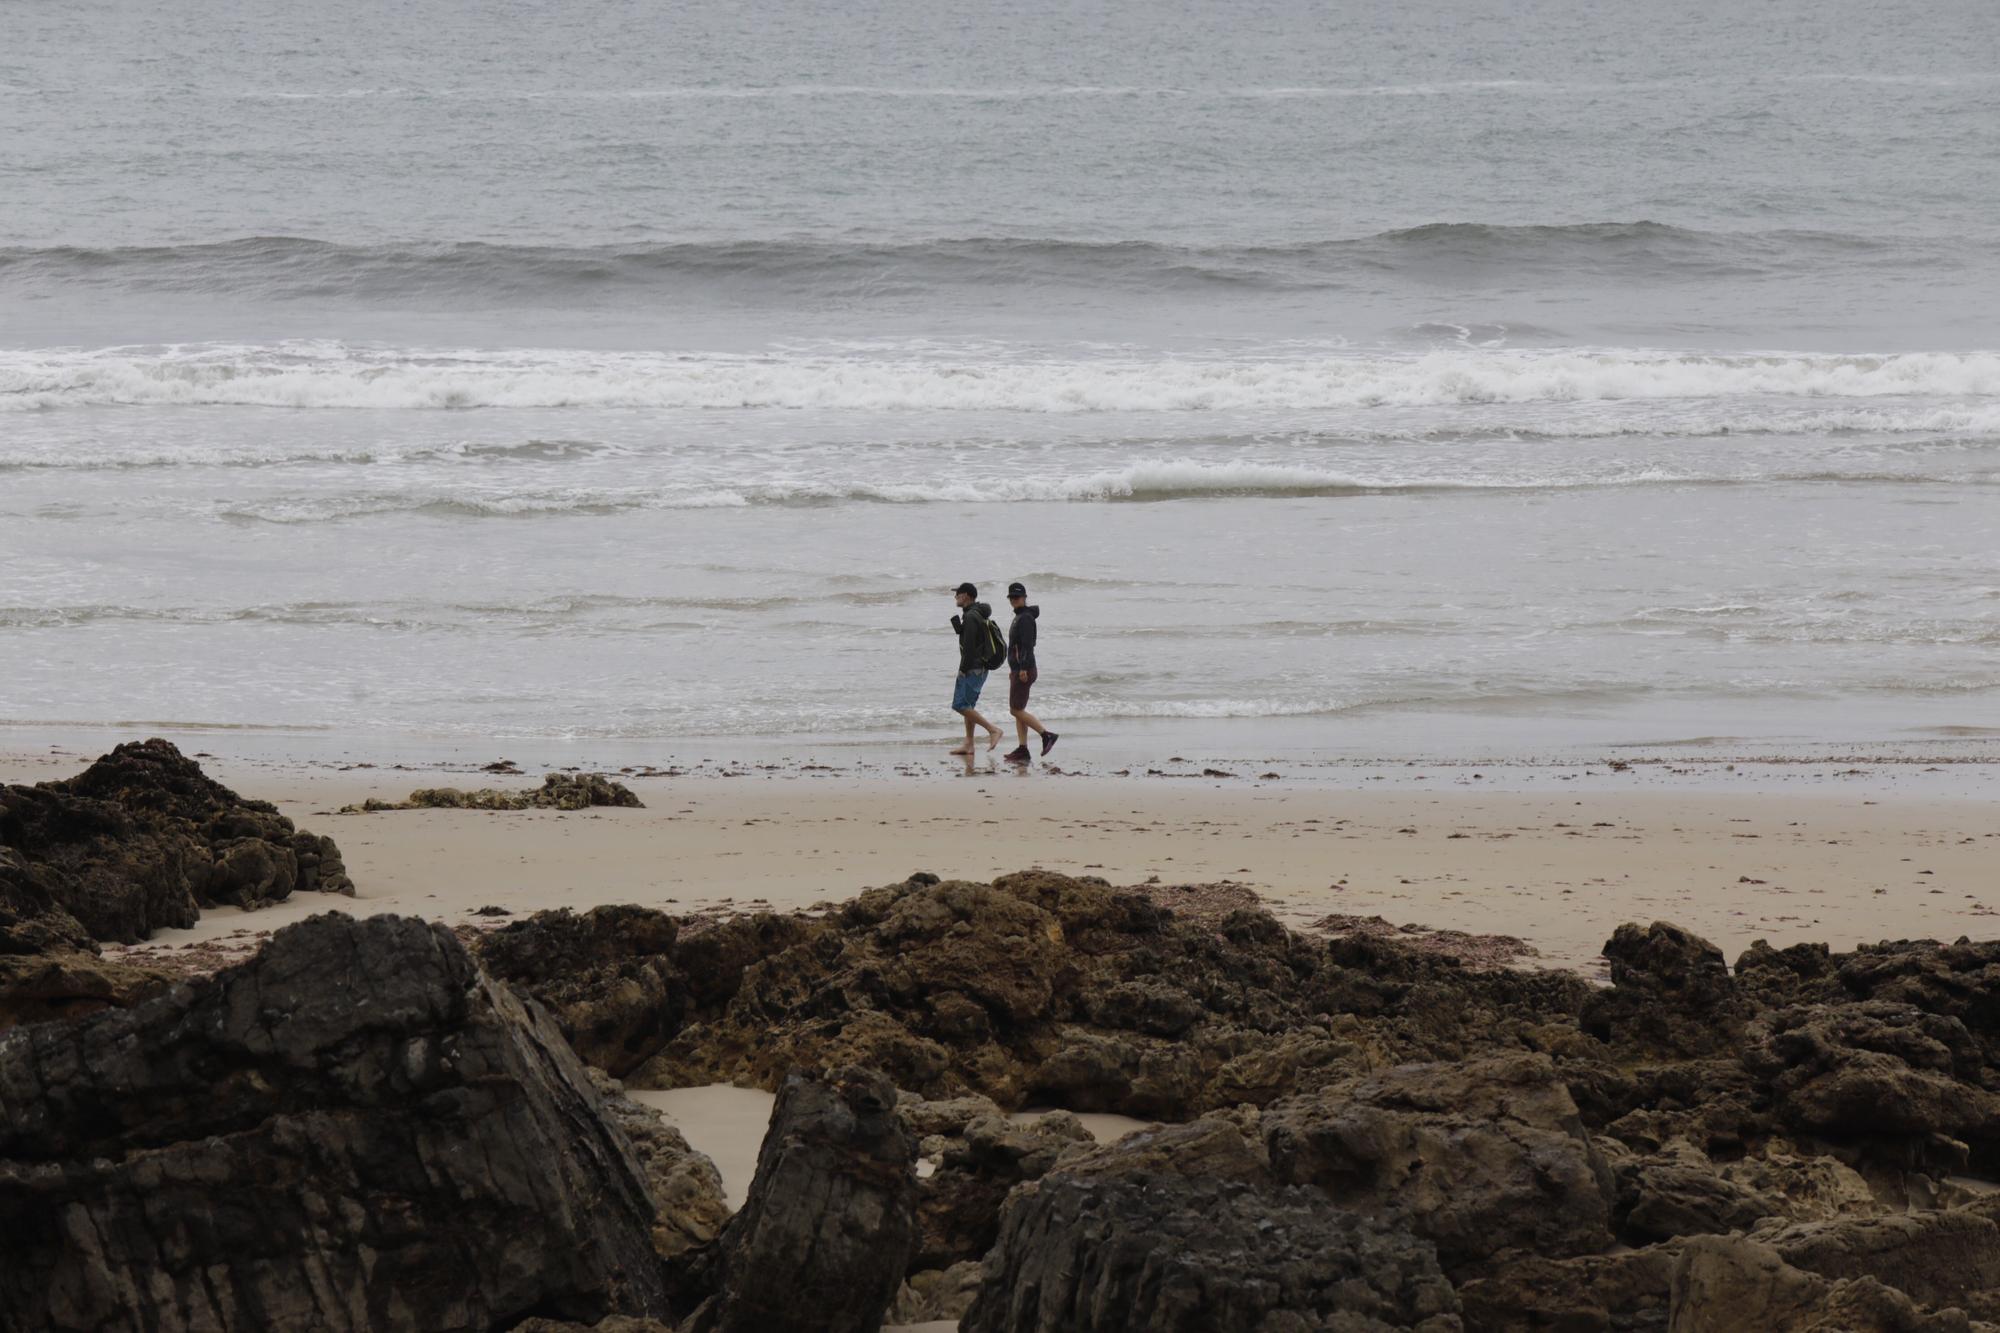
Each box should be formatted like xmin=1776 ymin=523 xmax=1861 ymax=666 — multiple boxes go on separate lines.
xmin=1002 ymin=581 xmax=1057 ymax=763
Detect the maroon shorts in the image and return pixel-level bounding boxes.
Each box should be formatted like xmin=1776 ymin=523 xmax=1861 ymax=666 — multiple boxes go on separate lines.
xmin=1009 ymin=667 xmax=1037 ymax=711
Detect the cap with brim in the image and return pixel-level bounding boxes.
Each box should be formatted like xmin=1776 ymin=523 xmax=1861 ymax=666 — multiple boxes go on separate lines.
xmin=1007 ymin=582 xmax=1027 ymax=598
xmin=954 ymin=582 xmax=978 ymax=597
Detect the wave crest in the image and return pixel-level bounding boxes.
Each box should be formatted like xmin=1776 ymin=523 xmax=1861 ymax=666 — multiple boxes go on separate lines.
xmin=8 ymin=345 xmax=2000 ymax=413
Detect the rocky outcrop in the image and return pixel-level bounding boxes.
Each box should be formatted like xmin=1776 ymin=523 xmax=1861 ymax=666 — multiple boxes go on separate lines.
xmin=0 ymin=740 xmax=351 ymax=1030
xmin=1668 ymin=1233 xmax=1995 ymax=1333
xmin=911 ymin=1108 xmax=1096 ymax=1268
xmin=588 ymin=1069 xmax=731 ymax=1259
xmin=1583 ymin=921 xmax=1747 ymax=1059
xmin=1759 ymin=1210 xmax=2000 ymax=1311
xmin=1456 ymin=1245 xmax=1684 ymax=1332
xmin=347 ymin=772 xmax=644 ymax=812
xmin=604 ymin=871 xmax=1590 ymax=1120
xmin=0 ymin=738 xmax=351 ymax=946
xmin=1744 ymin=1000 xmax=2000 ymax=1151
xmin=19 ymin=855 xmax=1997 ymax=1332
xmin=478 ymin=905 xmax=687 ymax=1076
xmin=1264 ymin=1052 xmax=1616 ymax=1270
xmin=675 ymin=1067 xmax=916 ymax=1333
xmin=890 ymin=1260 xmax=984 ymax=1326
xmin=0 ymin=913 xmax=682 ymax=1332
xmin=962 ymin=1170 xmax=1462 ymax=1333
xmin=0 ymin=842 xmax=172 ymax=1027
xmin=454 ymin=873 xmax=2000 ymax=1326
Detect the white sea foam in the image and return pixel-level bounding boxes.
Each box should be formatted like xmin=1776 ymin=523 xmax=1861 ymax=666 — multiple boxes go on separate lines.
xmin=8 ymin=345 xmax=2000 ymax=414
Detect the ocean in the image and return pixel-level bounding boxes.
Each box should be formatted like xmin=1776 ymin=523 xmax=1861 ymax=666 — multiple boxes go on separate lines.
xmin=4 ymin=0 xmax=1997 ymax=758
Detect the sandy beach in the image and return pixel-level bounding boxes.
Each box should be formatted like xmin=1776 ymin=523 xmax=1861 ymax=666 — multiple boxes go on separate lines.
xmin=5 ymin=743 xmax=1989 ymax=979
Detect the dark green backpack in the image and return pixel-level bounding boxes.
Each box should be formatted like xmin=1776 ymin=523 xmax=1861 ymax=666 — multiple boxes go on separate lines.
xmin=979 ymin=616 xmax=1008 ymax=671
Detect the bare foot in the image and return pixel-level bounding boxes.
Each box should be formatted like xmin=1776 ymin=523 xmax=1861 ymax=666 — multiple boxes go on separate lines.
xmin=948 ymin=746 xmax=974 ymax=756
xmin=987 ymin=729 xmax=1004 ymax=751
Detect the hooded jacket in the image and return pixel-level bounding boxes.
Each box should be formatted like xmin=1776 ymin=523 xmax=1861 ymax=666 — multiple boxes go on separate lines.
xmin=951 ymin=601 xmax=995 ymax=675
xmin=1008 ymin=605 xmax=1040 ymax=672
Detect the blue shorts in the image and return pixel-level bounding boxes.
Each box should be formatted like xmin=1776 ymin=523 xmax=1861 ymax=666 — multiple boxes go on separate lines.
xmin=952 ymin=670 xmax=987 ymax=711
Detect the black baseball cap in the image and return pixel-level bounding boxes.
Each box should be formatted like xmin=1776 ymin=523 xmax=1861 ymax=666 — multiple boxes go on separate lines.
xmin=1007 ymin=582 xmax=1027 ymax=598
xmin=953 ymin=582 xmax=978 ymax=598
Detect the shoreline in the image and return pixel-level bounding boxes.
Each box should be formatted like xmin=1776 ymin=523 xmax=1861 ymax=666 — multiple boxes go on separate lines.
xmin=9 ymin=737 xmax=1994 ymax=977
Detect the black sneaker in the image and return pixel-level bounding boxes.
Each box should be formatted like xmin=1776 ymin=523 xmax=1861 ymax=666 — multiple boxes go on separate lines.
xmin=1040 ymin=731 xmax=1059 ymax=756
xmin=1004 ymin=746 xmax=1031 ymax=764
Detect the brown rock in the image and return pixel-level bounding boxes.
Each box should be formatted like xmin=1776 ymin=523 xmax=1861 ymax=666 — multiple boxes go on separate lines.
xmin=1263 ymin=1052 xmax=1616 ymax=1269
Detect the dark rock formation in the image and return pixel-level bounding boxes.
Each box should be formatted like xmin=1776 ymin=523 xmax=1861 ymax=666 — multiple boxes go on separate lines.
xmin=348 ymin=772 xmax=644 ymax=812
xmin=1611 ymin=1138 xmax=1778 ymax=1243
xmin=911 ymin=1107 xmax=1095 ymax=1268
xmin=588 ymin=1069 xmax=731 ymax=1260
xmin=592 ymin=871 xmax=1591 ymax=1121
xmin=0 ymin=846 xmax=172 ymax=1027
xmin=0 ymin=737 xmax=351 ymax=945
xmin=961 ymin=1171 xmax=1462 ymax=1333
xmin=0 ymin=913 xmax=681 ymax=1332
xmin=474 ymin=906 xmax=819 ymax=1079
xmin=1263 ymin=1052 xmax=1616 ymax=1270
xmin=675 ymin=1066 xmax=916 ymax=1333
xmin=1456 ymin=1245 xmax=1684 ymax=1332
xmin=1759 ymin=1210 xmax=2000 ymax=1312
xmin=890 ymin=1260 xmax=984 ymax=1326
xmin=1744 ymin=1000 xmax=2000 ymax=1151
xmin=478 ymin=905 xmax=686 ymax=1076
xmin=1668 ymin=1233 xmax=1992 ymax=1333
xmin=1582 ymin=921 xmax=1747 ymax=1059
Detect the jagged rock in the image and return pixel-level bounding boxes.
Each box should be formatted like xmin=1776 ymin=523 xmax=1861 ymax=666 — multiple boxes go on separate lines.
xmin=0 ymin=738 xmax=351 ymax=947
xmin=0 ymin=844 xmax=174 ymax=1027
xmin=1263 ymin=1052 xmax=1616 ymax=1269
xmin=0 ymin=943 xmax=171 ymax=1030
xmin=676 ymin=1067 xmax=916 ymax=1333
xmin=477 ymin=905 xmax=685 ymax=1076
xmin=1742 ymin=1001 xmax=2000 ymax=1150
xmin=890 ymin=1261 xmax=984 ymax=1326
xmin=1455 ymin=1245 xmax=1683 ymax=1332
xmin=1611 ymin=1137 xmax=1778 ymax=1242
xmin=1718 ymin=1146 xmax=1879 ymax=1222
xmin=628 ymin=871 xmax=1587 ymax=1119
xmin=1758 ymin=1210 xmax=2000 ymax=1311
xmin=960 ymin=1171 xmax=1463 ymax=1333
xmin=1668 ymin=1233 xmax=1991 ymax=1333
xmin=898 ymin=1090 xmax=1008 ymax=1139
xmin=0 ymin=913 xmax=676 ymax=1331
xmin=348 ymin=772 xmax=644 ymax=812
xmin=914 ymin=1110 xmax=1098 ymax=1268
xmin=1058 ymin=1113 xmax=1271 ymax=1182
xmin=586 ymin=1069 xmax=730 ymax=1260
xmin=1582 ymin=922 xmax=1747 ymax=1059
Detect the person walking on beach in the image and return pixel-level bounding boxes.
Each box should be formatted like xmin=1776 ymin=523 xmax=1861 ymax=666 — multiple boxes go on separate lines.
xmin=1003 ymin=581 xmax=1057 ymax=763
xmin=949 ymin=582 xmax=1006 ymax=754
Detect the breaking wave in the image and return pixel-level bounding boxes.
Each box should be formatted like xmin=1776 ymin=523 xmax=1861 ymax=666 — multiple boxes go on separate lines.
xmin=7 ymin=344 xmax=2000 ymax=413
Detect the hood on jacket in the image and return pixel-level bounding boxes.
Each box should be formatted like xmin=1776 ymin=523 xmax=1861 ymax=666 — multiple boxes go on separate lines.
xmin=969 ymin=601 xmax=993 ymax=619
xmin=1014 ymin=605 xmax=1040 ymax=620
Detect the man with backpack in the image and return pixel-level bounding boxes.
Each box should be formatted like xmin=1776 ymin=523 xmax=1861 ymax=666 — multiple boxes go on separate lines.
xmin=948 ymin=582 xmax=1007 ymax=754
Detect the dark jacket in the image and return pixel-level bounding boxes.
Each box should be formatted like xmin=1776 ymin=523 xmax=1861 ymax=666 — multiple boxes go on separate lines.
xmin=951 ymin=601 xmax=994 ymax=675
xmin=1008 ymin=605 xmax=1039 ymax=672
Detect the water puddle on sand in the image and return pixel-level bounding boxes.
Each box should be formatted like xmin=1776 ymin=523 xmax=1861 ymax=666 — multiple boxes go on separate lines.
xmin=628 ymin=1085 xmax=1148 ymax=1210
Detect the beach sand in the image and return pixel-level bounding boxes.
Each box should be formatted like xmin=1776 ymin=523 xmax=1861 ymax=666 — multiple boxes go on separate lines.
xmin=4 ymin=746 xmax=1989 ymax=979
